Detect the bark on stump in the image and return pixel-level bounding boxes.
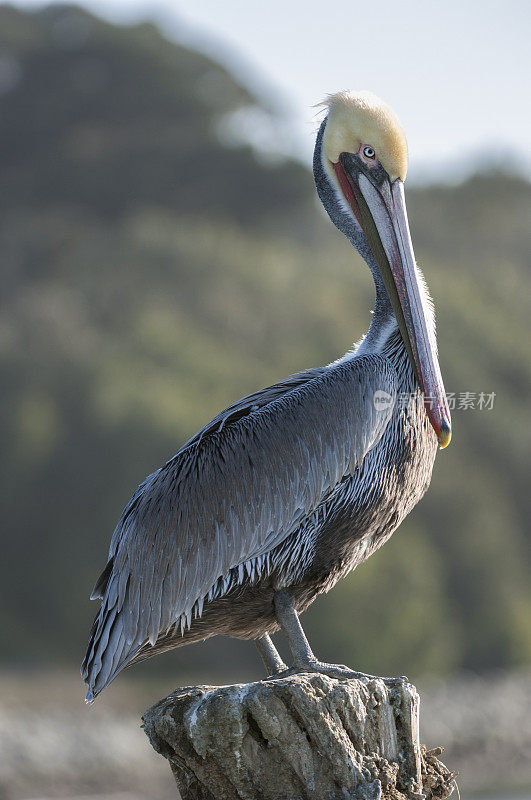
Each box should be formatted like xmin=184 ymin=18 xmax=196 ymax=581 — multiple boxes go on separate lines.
xmin=142 ymin=673 xmax=455 ymax=800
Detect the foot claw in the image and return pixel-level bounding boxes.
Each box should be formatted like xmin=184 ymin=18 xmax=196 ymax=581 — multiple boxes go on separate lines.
xmin=262 ymin=666 xmax=293 ymax=681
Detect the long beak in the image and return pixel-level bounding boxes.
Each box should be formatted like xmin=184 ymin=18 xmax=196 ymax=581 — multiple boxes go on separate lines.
xmin=335 ymin=159 xmax=451 ymax=448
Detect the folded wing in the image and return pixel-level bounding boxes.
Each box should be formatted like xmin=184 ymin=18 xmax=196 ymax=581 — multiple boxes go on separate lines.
xmin=82 ymin=355 xmax=396 ymax=699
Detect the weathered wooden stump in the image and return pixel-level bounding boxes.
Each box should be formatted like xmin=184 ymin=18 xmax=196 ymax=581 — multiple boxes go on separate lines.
xmin=142 ymin=674 xmax=455 ymax=800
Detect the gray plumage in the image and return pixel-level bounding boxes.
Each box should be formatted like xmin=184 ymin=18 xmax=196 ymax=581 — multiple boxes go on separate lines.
xmin=82 ymin=104 xmax=445 ymax=701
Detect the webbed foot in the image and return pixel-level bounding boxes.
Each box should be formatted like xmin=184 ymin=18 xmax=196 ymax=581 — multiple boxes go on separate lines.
xmin=293 ymin=659 xmax=407 ymax=684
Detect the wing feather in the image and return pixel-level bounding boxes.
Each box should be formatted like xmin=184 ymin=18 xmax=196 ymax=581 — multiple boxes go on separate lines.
xmin=82 ymin=357 xmax=396 ymax=699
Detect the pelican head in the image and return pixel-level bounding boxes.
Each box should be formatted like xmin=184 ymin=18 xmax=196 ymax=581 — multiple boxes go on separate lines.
xmin=313 ymin=90 xmax=451 ymax=448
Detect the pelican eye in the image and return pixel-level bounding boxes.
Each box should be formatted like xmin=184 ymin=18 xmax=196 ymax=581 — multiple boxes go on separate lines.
xmin=363 ymin=146 xmax=376 ymax=159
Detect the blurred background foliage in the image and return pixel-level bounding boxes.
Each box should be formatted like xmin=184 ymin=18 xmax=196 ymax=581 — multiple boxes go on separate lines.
xmin=1 ymin=3 xmax=530 ymax=687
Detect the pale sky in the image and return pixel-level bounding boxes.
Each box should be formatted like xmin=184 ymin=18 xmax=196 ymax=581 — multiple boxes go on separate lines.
xmin=12 ymin=0 xmax=531 ymax=181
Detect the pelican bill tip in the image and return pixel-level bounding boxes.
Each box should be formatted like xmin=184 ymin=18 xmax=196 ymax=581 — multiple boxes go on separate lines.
xmin=438 ymin=421 xmax=452 ymax=449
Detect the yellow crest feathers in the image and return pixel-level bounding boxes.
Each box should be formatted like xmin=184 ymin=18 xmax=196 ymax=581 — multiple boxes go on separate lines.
xmin=320 ymin=91 xmax=408 ymax=181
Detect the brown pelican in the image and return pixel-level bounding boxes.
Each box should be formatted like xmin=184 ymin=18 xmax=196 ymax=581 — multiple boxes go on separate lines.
xmin=82 ymin=91 xmax=451 ymax=701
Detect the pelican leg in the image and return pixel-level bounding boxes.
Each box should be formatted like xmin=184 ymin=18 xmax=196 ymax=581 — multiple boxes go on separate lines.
xmin=274 ymin=589 xmax=406 ymax=684
xmin=255 ymin=633 xmax=288 ymax=676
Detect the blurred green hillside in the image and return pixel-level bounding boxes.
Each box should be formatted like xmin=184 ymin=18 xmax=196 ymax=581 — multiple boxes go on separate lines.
xmin=1 ymin=4 xmax=530 ymax=682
